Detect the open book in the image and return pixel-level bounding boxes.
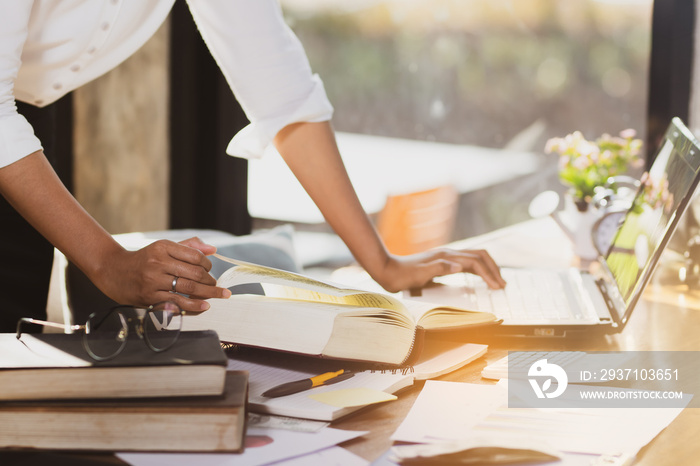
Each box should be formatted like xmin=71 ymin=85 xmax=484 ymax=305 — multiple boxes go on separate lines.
xmin=182 ymin=256 xmax=500 ymax=366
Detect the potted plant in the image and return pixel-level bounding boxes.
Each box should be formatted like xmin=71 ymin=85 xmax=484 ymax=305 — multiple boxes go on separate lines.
xmin=544 ymin=129 xmax=643 ymax=260
xmin=545 ymin=129 xmax=644 ymax=211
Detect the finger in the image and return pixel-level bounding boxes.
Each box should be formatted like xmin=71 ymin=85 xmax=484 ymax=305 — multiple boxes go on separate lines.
xmin=167 ymin=260 xmax=217 ymax=288
xmin=444 ymin=249 xmax=505 ymax=288
xmin=469 ymin=249 xmax=506 ymax=287
xmin=169 ymin=276 xmax=230 ymax=299
xmin=461 ymin=258 xmax=504 ymax=289
xmin=429 ymin=250 xmax=502 ymax=289
xmin=180 ymin=237 xmax=217 ymax=256
xmin=416 ymin=258 xmax=463 ymax=285
xmin=166 ymin=241 xmax=214 ymax=272
xmin=152 ymin=290 xmax=214 ymax=313
xmin=154 ymin=242 xmax=217 ymax=285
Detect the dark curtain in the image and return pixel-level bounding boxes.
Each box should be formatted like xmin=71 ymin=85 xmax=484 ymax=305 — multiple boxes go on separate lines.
xmin=168 ymin=0 xmax=252 ymax=235
xmin=646 ymin=0 xmax=695 ymax=168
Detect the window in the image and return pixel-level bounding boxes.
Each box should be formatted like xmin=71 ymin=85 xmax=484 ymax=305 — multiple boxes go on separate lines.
xmin=284 ymin=0 xmax=651 ymax=146
xmin=250 ymin=0 xmax=653 ymax=244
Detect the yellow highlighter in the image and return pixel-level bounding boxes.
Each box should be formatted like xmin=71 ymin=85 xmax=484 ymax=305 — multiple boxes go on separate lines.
xmin=261 ymin=369 xmax=355 ymax=398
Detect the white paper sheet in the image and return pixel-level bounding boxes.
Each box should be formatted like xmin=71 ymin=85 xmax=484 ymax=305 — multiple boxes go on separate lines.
xmin=392 ymin=381 xmax=506 ymax=443
xmin=271 ymin=446 xmax=368 ymax=466
xmin=372 ymin=447 xmax=617 ymax=466
xmin=392 ymin=380 xmax=689 ymax=456
xmin=117 ymin=427 xmax=366 ymax=466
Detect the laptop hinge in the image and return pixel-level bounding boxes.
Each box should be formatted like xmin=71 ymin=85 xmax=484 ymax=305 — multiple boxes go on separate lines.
xmin=595 ymin=278 xmax=622 ymax=324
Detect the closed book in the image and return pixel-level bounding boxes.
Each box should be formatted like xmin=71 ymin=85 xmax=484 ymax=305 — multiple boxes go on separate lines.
xmin=0 ymin=330 xmax=227 ymax=401
xmin=0 ymin=371 xmax=248 ymax=452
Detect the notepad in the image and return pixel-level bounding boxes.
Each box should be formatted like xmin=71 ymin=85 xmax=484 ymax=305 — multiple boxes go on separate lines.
xmin=227 ymin=339 xmax=487 ymax=421
xmin=308 ymin=387 xmax=397 ymax=408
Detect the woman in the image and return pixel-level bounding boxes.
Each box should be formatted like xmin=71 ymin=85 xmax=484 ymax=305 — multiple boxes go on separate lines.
xmin=0 ymin=0 xmax=504 ymax=332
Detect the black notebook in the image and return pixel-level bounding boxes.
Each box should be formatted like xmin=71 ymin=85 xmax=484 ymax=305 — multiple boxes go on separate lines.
xmin=0 ymin=330 xmax=227 ymax=400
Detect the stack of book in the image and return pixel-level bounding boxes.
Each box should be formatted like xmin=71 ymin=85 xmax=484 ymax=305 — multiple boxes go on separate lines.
xmin=0 ymin=330 xmax=247 ymax=453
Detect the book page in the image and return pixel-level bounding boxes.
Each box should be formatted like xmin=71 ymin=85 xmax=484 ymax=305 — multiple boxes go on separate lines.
xmin=266 ymin=285 xmax=406 ymax=312
xmin=411 ymin=341 xmax=488 ymax=380
xmin=213 ymin=254 xmax=406 ymax=312
xmin=215 ymin=255 xmax=347 ymax=295
xmin=185 ymin=296 xmax=341 ymax=355
xmin=401 ymin=298 xmax=500 ymax=330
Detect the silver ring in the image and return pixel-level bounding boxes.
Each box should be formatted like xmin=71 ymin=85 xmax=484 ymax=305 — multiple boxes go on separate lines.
xmin=171 ymin=276 xmax=179 ymax=292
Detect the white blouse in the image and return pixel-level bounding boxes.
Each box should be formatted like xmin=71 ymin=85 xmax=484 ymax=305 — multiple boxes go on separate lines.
xmin=0 ymin=0 xmax=333 ymax=168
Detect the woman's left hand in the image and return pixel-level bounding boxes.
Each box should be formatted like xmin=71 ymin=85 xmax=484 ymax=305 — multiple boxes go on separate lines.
xmin=370 ymin=248 xmax=507 ymax=294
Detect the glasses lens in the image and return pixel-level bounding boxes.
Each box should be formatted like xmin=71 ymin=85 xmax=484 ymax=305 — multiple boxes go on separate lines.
xmin=84 ymin=309 xmax=128 ymax=360
xmin=143 ymin=301 xmax=182 ymax=352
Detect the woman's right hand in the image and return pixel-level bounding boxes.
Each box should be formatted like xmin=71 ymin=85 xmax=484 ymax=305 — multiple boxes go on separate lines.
xmin=91 ymin=237 xmax=231 ymax=313
xmin=0 ymin=152 xmax=231 ymax=314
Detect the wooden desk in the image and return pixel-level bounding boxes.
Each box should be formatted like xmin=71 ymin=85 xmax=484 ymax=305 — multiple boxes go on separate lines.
xmin=4 ymin=217 xmax=698 ymax=465
xmin=334 ymin=217 xmax=700 ymax=464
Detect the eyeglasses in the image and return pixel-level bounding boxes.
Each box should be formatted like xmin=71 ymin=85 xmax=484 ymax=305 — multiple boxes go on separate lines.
xmin=16 ymin=301 xmax=184 ymax=361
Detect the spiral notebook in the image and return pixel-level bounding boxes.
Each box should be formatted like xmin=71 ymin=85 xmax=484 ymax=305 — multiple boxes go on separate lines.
xmin=225 ymin=339 xmax=487 ymax=421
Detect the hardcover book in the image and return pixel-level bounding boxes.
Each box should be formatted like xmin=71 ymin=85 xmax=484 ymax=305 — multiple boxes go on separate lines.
xmin=0 ymin=330 xmax=227 ymax=400
xmin=0 ymin=371 xmax=248 ymax=452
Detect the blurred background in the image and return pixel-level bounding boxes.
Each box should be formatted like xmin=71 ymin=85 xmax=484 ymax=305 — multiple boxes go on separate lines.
xmin=281 ymin=0 xmax=650 ymax=149
xmin=249 ymin=0 xmax=654 ymax=264
xmin=72 ymin=0 xmax=700 ymax=272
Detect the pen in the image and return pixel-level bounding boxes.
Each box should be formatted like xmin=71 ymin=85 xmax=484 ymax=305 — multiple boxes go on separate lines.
xmin=261 ymin=369 xmax=355 ymax=398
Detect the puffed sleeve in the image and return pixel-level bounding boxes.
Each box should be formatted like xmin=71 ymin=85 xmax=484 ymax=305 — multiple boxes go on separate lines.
xmin=184 ymin=0 xmax=333 ymax=159
xmin=0 ymin=1 xmax=43 ymax=169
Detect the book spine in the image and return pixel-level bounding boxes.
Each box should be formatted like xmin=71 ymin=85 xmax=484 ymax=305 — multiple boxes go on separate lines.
xmin=399 ymin=326 xmax=425 ymax=368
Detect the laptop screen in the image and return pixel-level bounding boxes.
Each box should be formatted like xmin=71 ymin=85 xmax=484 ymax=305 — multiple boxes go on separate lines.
xmin=604 ymin=118 xmax=700 ymax=321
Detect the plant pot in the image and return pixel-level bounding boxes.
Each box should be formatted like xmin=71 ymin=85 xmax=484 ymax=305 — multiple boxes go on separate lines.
xmin=561 ymin=193 xmax=601 ymax=262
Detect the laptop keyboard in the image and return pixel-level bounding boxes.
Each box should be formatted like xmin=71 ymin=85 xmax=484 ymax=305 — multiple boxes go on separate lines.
xmin=464 ymin=268 xmax=586 ymax=321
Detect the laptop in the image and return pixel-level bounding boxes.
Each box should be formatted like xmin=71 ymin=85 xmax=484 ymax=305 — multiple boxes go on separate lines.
xmin=413 ymin=117 xmax=700 ymax=337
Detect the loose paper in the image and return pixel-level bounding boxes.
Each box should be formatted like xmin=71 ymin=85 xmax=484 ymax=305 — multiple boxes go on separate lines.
xmin=118 ymin=427 xmax=366 ymax=466
xmin=392 ymin=380 xmax=690 ymax=456
xmin=308 ymin=387 xmax=397 ymax=408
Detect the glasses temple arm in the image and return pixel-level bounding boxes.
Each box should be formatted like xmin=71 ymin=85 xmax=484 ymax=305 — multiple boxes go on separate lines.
xmin=16 ymin=318 xmax=84 ymax=338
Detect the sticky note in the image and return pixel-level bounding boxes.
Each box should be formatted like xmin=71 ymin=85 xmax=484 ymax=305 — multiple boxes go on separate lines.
xmin=308 ymin=388 xmax=397 ymax=408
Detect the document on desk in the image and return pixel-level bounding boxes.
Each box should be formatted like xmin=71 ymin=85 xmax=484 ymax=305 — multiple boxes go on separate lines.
xmin=118 ymin=426 xmax=366 ymax=466
xmin=392 ymin=380 xmax=689 ymax=456
xmin=266 ymin=446 xmax=368 ymax=466
xmin=392 ymin=381 xmax=506 ymax=443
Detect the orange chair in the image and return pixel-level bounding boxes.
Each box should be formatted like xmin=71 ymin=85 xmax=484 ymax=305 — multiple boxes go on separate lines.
xmin=376 ymin=185 xmax=459 ymax=256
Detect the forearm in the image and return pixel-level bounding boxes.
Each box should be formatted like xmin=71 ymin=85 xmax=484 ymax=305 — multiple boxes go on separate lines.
xmin=0 ymin=151 xmax=228 ymax=311
xmin=273 ymin=121 xmax=390 ymax=276
xmin=0 ymin=151 xmax=123 ymax=279
xmin=274 ymin=121 xmax=506 ymax=292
